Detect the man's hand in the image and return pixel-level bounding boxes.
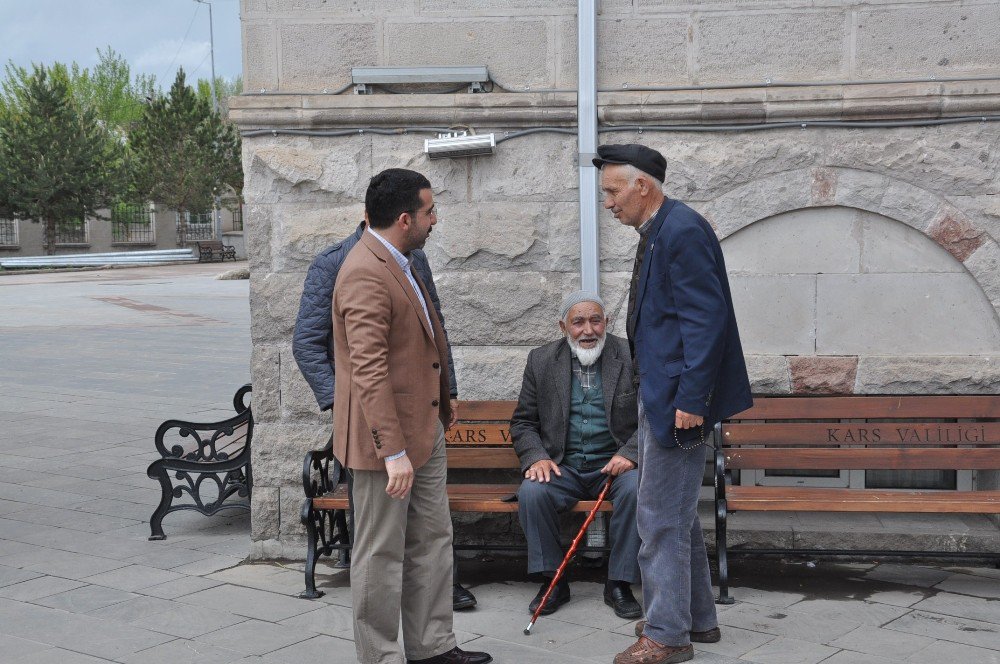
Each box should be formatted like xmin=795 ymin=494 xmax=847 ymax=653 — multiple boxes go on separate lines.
xmin=601 ymin=454 xmax=637 ymax=476
xmin=675 ymin=408 xmax=704 ymax=430
xmin=525 ymin=459 xmax=561 ymax=483
xmin=448 ymin=399 xmax=459 ymax=430
xmin=384 ymin=454 xmax=414 ymax=499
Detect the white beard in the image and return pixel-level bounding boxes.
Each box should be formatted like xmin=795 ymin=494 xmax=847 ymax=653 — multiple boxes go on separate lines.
xmin=567 ymin=333 xmax=606 ymax=367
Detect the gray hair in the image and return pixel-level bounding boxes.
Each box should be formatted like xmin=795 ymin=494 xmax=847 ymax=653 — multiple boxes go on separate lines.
xmin=621 ymin=163 xmax=664 ymax=190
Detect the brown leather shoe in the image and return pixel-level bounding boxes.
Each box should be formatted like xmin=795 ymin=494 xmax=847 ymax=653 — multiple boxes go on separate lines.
xmin=634 ymin=621 xmax=721 ymax=643
xmin=613 ymin=637 xmax=693 ymax=664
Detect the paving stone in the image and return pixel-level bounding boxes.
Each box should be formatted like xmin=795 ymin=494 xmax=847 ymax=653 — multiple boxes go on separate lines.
xmin=905 ymin=639 xmax=1000 ymax=664
xmin=862 ymin=564 xmax=952 ymax=588
xmin=141 ymin=576 xmax=226 ymax=600
xmin=117 ymin=638 xmax=248 ymax=664
xmin=0 ymin=596 xmax=174 ymax=660
xmin=933 ymin=572 xmax=1000 ymax=599
xmin=10 ymin=648 xmax=110 ymax=664
xmin=0 ymin=564 xmax=42 ymax=588
xmin=719 ymin=602 xmax=860 ymax=643
xmin=452 ymin=607 xmax=596 ymax=649
xmin=786 ymin=599 xmax=910 ymax=627
xmin=0 ymin=575 xmax=87 ymax=601
xmin=193 ymin=619 xmax=317 ymax=656
xmin=86 ymin=594 xmax=179 ymax=622
xmin=910 ymin=591 xmax=1000 ymax=624
xmin=828 ymin=625 xmax=934 ymax=658
xmin=0 ymin=633 xmax=52 ymax=661
xmin=729 ymin=587 xmax=807 ymax=610
xmin=817 ymin=651 xmax=906 ymax=664
xmin=693 ymin=625 xmax=776 ymax=659
xmin=124 ymin=547 xmax=217 ymax=571
xmin=178 ymin=585 xmax=316 ymax=622
xmin=81 ymin=564 xmax=189 ymax=592
xmin=884 ymin=610 xmax=1000 ymax=650
xmin=437 ymin=635 xmax=594 ymax=664
xmin=258 ymin=634 xmax=358 ymax=664
xmin=739 ymin=636 xmax=839 ymax=664
xmin=277 ymin=603 xmax=355 ymax=638
xmin=130 ymin=603 xmax=249 ymax=639
xmin=0 ymin=547 xmax=128 ymax=580
xmin=35 ymin=584 xmax=138 ymax=613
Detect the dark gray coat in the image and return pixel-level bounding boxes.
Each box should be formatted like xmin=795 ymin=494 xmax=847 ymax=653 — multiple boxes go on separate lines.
xmin=292 ymin=222 xmax=457 ymax=411
xmin=509 ymin=334 xmax=639 ymax=473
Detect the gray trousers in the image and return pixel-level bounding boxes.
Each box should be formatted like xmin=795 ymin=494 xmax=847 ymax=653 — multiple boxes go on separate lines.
xmin=349 ymin=424 xmax=456 ymax=664
xmin=518 ymin=465 xmax=641 ymax=584
xmin=637 ymin=399 xmax=718 ymax=647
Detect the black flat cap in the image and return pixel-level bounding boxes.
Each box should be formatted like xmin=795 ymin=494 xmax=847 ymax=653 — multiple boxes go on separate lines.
xmin=592 ymin=144 xmax=666 ymax=183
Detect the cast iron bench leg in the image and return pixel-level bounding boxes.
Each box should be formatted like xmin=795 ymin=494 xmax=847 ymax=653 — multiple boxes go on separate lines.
xmin=147 ymin=462 xmax=173 ymax=540
xmin=300 ymin=500 xmax=324 ymax=599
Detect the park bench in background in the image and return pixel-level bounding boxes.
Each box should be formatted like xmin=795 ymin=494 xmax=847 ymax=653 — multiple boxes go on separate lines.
xmin=147 ymin=384 xmax=253 ymax=539
xmin=299 ymin=400 xmax=614 ymax=599
xmin=196 ymin=240 xmax=237 ymax=262
xmin=715 ymin=395 xmax=1000 ymax=603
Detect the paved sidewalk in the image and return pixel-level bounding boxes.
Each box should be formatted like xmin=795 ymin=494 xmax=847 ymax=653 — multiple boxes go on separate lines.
xmin=0 ymin=264 xmax=998 ymax=664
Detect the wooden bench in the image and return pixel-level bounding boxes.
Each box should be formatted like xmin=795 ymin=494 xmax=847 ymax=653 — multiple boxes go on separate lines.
xmin=714 ymin=395 xmax=1000 ymax=604
xmin=299 ymin=400 xmax=614 ymax=598
xmin=196 ymin=240 xmax=237 ymax=262
xmin=147 ymin=384 xmax=253 ymax=539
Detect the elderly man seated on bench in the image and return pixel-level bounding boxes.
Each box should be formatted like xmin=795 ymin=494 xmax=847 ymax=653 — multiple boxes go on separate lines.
xmin=510 ymin=290 xmax=642 ymax=619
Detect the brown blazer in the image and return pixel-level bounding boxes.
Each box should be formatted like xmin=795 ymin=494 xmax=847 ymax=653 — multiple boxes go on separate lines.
xmin=331 ymin=232 xmax=452 ymax=471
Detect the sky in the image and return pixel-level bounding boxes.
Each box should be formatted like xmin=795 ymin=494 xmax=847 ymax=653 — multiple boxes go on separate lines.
xmin=0 ymin=0 xmax=243 ymax=88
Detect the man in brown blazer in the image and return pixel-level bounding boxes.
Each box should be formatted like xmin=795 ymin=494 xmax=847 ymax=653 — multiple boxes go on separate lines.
xmin=332 ymin=168 xmax=492 ymax=664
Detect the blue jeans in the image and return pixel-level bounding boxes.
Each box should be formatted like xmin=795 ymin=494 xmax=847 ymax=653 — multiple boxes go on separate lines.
xmin=518 ymin=464 xmax=641 ymax=584
xmin=637 ymin=398 xmax=718 ymax=646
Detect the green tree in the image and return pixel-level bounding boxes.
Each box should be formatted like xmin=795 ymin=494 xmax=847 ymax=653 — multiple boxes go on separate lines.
xmin=0 ymin=64 xmax=122 ymax=253
xmin=69 ymin=47 xmax=156 ymax=135
xmin=129 ymin=69 xmax=241 ymax=246
xmin=196 ymin=75 xmax=242 ymax=115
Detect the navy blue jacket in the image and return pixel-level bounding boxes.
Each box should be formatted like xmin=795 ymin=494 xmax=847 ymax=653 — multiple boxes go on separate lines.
xmin=631 ymin=199 xmax=752 ymax=446
xmin=292 ymin=222 xmax=457 ymax=411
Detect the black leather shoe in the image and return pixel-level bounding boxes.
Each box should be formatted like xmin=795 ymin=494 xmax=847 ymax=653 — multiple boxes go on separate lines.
xmin=407 ymin=645 xmax=493 ymax=664
xmin=528 ymin=578 xmax=570 ymax=615
xmin=453 ymin=583 xmax=477 ymax=611
xmin=604 ymin=580 xmax=643 ymax=619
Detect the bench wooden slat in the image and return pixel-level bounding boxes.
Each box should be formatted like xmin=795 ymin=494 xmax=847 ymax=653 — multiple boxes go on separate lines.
xmin=725 ymin=448 xmax=1000 ymax=470
xmin=446 ymin=447 xmax=520 ymax=468
xmin=722 ymin=422 xmax=1000 ymax=446
xmin=735 ymin=395 xmax=1000 ymax=420
xmin=313 ymin=483 xmax=612 ymax=513
xmin=445 ymin=424 xmax=512 ymax=445
xmin=726 ymin=486 xmax=1000 ymax=513
xmin=458 ymin=401 xmax=518 ymax=420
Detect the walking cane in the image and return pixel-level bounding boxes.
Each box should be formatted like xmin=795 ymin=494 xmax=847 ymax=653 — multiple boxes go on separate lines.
xmin=523 ymin=475 xmax=613 ymax=635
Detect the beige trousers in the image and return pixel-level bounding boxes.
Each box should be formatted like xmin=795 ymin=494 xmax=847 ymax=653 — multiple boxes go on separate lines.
xmin=349 ymin=423 xmax=456 ymax=664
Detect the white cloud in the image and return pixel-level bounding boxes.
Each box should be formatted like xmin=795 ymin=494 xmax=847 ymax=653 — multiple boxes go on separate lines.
xmin=135 ymin=39 xmax=212 ymax=79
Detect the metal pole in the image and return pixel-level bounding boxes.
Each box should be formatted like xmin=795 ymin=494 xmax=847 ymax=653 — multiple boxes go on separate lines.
xmin=577 ymin=0 xmax=600 ymax=293
xmin=196 ymin=0 xmax=222 ymax=240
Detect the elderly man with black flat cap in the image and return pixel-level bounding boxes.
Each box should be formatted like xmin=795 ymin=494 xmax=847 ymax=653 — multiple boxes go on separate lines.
xmin=510 ymin=290 xmax=642 ymax=621
xmin=593 ymin=144 xmax=753 ymax=664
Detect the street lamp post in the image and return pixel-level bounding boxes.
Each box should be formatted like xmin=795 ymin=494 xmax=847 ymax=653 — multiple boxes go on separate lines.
xmin=194 ymin=0 xmax=222 ymax=241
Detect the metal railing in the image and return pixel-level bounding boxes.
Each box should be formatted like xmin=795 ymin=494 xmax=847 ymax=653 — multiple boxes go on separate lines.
xmin=55 ymin=219 xmax=88 ymax=245
xmin=111 ymin=203 xmax=155 ymax=244
xmin=0 ymin=219 xmax=18 ymax=246
xmin=232 ymin=204 xmax=243 ymax=231
xmin=179 ymin=211 xmax=215 ymax=242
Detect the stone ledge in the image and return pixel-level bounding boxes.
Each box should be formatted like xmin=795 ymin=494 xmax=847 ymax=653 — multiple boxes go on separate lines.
xmin=230 ymin=80 xmax=1000 ymax=129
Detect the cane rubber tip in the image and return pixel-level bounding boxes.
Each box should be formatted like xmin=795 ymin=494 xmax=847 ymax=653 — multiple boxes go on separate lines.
xmin=523 ymin=628 xmax=531 ymax=635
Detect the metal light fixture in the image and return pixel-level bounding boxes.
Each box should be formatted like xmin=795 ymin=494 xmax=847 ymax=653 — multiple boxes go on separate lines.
xmin=424 ymin=131 xmax=496 ymax=159
xmin=351 ymin=66 xmax=490 ymax=94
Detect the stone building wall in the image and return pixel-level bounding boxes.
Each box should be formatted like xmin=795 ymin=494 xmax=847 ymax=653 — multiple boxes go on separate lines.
xmin=236 ymin=0 xmax=1000 ymax=558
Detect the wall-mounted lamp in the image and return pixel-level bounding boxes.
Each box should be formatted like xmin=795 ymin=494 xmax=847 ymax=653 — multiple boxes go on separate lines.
xmin=424 ymin=131 xmax=496 ymax=159
xmin=351 ymin=66 xmax=489 ymax=94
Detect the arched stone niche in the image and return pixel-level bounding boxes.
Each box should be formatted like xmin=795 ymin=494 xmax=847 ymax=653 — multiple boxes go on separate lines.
xmin=719 ymin=205 xmax=1000 ymax=395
